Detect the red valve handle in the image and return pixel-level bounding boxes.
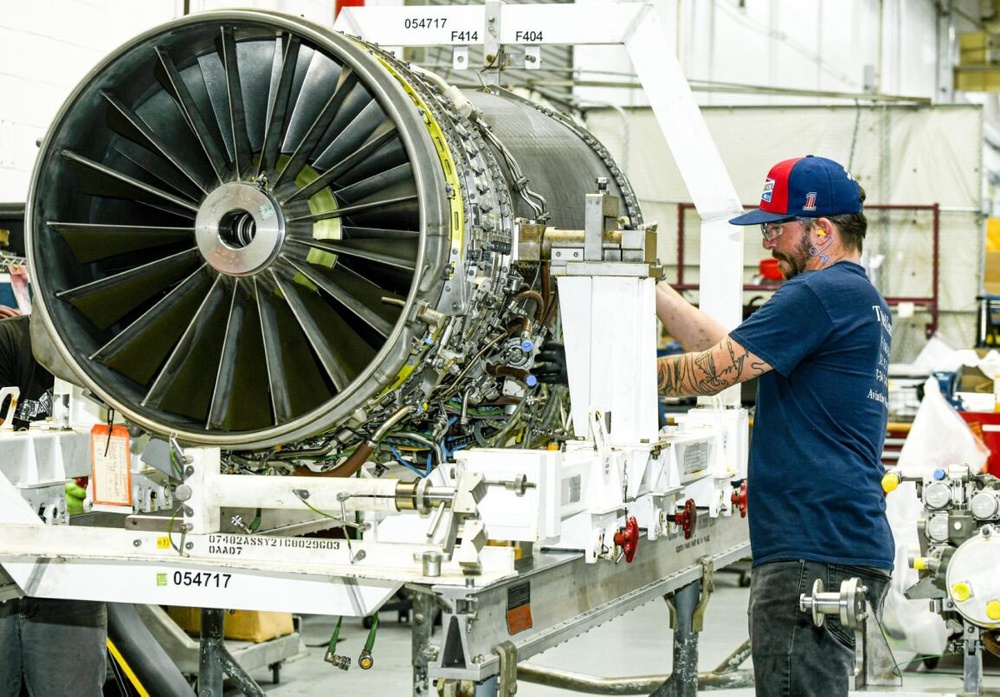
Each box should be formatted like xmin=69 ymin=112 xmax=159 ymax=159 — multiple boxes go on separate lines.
xmin=613 ymin=515 xmax=640 ymax=563
xmin=731 ymin=481 xmax=748 ymax=518
xmin=673 ymin=498 xmax=697 ymax=539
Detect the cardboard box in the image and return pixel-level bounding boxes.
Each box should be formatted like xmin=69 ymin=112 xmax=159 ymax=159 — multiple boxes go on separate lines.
xmin=958 ymin=371 xmax=993 ymax=395
xmin=166 ymin=606 xmax=294 ymax=643
xmin=986 ymin=250 xmax=1000 ymax=295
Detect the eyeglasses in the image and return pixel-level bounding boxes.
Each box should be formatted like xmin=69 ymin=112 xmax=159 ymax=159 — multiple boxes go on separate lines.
xmin=760 ymin=217 xmax=811 ymax=241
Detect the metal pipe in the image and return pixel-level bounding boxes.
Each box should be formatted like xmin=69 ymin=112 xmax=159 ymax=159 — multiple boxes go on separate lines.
xmin=516 ymin=77 xmax=933 ymax=105
xmin=931 ymin=202 xmax=941 ymax=338
xmin=514 ymin=289 xmax=545 ymax=325
xmin=412 ymin=592 xmax=435 ymax=696
xmin=487 ymin=364 xmax=532 ymax=384
xmin=518 ymin=585 xmax=755 ymax=697
xmin=198 ymin=608 xmax=226 ymax=697
xmin=323 ymin=405 xmax=417 ymax=478
xmin=460 ymin=389 xmax=471 ymax=426
xmin=270 ymin=443 xmax=335 ymax=460
xmin=199 ymin=608 xmax=264 ymax=697
xmin=391 ymin=430 xmax=444 ymax=469
xmin=516 ymin=663 xmax=755 ymax=694
xmin=710 ymin=638 xmax=752 ymax=676
xmin=207 ymin=473 xmax=408 ymax=512
xmin=665 ymin=580 xmax=701 ymax=697
xmin=374 ymin=405 xmax=417 ymax=442
xmin=216 ymin=642 xmax=266 ymax=697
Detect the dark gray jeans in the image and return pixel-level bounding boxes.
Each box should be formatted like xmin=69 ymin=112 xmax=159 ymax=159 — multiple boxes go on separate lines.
xmin=748 ymin=560 xmax=890 ymax=697
xmin=0 ymin=597 xmax=107 ymax=696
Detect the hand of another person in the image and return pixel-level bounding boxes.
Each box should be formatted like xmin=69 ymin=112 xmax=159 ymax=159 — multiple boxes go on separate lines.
xmin=65 ymin=478 xmax=88 ymax=515
xmin=532 ymin=342 xmax=568 ymax=385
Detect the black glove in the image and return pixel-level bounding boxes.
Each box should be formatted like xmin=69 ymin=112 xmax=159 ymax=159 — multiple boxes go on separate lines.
xmin=532 ymin=342 xmax=568 ymax=385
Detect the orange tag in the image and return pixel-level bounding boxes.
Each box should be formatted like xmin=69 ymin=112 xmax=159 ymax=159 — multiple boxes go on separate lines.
xmin=90 ymin=424 xmax=132 ymax=507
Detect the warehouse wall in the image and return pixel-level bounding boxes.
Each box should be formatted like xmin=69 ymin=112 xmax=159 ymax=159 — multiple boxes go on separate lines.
xmin=0 ymin=1 xmax=171 ymax=200
xmin=1 ymin=0 xmax=991 ymax=203
xmin=574 ymin=0 xmax=957 ymax=107
xmin=0 ymin=0 xmax=352 ymax=203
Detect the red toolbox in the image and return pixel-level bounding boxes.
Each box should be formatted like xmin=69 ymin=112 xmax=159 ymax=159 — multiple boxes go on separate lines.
xmin=959 ymin=411 xmax=1000 ymax=477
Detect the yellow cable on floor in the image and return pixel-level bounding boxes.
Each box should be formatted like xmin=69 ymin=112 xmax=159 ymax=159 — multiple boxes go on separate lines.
xmin=106 ymin=637 xmax=150 ymax=697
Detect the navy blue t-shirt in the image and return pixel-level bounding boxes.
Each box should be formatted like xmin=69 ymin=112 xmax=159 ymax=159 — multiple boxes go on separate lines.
xmin=730 ymin=261 xmax=894 ymax=569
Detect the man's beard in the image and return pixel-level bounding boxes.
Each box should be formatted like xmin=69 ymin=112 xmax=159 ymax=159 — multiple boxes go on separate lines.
xmin=773 ymin=234 xmax=812 ymax=279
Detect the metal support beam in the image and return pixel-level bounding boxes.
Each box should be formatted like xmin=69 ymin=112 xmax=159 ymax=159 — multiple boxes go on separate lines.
xmin=963 ymin=630 xmax=984 ymax=694
xmin=197 ymin=608 xmax=266 ymax=697
xmin=650 ymin=580 xmax=701 ymax=697
xmin=412 ymin=591 xmax=436 ymax=697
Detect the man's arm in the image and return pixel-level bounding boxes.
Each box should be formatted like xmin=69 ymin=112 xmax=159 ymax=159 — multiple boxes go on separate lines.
xmin=655 ymin=281 xmax=728 ymax=351
xmin=657 ymin=335 xmax=772 ymax=397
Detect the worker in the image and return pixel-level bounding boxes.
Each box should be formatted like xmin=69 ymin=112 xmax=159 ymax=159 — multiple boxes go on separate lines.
xmin=0 ymin=314 xmax=108 ymax=696
xmin=655 ymin=155 xmax=893 ymax=697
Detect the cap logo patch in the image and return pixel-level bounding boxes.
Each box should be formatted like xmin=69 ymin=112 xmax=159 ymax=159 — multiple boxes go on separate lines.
xmin=761 ymin=177 xmax=775 ymax=203
xmin=803 ymin=192 xmax=817 ymax=211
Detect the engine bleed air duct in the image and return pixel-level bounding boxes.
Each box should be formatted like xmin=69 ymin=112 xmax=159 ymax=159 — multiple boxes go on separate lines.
xmin=26 ymin=10 xmax=641 ymax=456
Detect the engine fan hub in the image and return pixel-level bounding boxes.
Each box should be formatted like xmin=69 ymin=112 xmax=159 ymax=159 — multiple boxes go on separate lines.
xmin=195 ymin=182 xmax=285 ymax=276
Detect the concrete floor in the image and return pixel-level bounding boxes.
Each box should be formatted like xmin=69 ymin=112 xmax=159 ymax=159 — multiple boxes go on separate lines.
xmin=220 ymin=569 xmax=1000 ymax=696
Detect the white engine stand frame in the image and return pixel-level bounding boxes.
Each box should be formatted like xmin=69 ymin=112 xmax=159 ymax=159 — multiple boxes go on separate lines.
xmin=0 ymin=4 xmax=760 ymax=693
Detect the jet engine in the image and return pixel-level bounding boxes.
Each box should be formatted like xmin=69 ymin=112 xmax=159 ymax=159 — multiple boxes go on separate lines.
xmin=25 ymin=9 xmax=643 ymax=466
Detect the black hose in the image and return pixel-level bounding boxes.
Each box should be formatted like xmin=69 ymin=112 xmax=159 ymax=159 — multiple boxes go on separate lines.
xmin=107 ymin=603 xmax=196 ymax=696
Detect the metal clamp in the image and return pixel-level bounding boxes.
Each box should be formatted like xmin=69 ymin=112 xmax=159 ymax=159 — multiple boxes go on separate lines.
xmin=692 ymin=557 xmax=715 ymax=632
xmin=495 ymin=640 xmax=518 ymax=696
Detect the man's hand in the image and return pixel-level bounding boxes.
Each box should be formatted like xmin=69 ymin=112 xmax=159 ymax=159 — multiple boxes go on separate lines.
xmin=532 ymin=342 xmax=568 ymax=385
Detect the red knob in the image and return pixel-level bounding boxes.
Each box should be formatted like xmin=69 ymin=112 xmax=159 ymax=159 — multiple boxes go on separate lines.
xmin=613 ymin=516 xmax=640 ymax=563
xmin=731 ymin=481 xmax=748 ymax=518
xmin=673 ymin=498 xmax=697 ymax=539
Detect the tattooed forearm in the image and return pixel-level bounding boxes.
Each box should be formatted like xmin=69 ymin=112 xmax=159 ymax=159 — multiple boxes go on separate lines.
xmin=657 ymin=337 xmax=769 ymax=397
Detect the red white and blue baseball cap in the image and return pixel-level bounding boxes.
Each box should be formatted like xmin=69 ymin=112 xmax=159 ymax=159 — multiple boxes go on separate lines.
xmin=729 ymin=155 xmax=862 ymax=226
